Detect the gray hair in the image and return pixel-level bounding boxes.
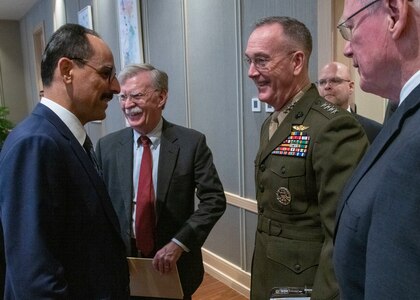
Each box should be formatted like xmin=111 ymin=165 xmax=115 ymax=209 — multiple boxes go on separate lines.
xmin=117 ymin=63 xmax=168 ymax=92
xmin=254 ymin=16 xmax=312 ymax=60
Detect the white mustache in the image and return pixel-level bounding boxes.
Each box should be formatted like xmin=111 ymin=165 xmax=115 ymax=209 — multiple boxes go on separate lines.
xmin=125 ymin=107 xmax=143 ymax=115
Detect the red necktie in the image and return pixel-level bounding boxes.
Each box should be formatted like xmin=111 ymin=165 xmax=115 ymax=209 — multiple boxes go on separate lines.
xmin=135 ymin=135 xmax=156 ymax=257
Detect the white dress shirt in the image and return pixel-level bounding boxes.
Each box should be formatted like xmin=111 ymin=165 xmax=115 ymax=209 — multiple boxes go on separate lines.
xmin=400 ymin=70 xmax=420 ymax=106
xmin=130 ymin=119 xmax=189 ymax=252
xmin=40 ymin=97 xmax=87 ymax=146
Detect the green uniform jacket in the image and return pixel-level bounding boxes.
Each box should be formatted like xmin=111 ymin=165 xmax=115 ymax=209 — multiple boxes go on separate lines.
xmin=251 ymin=85 xmax=369 ymax=300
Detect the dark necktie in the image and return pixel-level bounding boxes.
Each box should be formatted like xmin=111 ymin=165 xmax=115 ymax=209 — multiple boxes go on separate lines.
xmin=83 ymin=135 xmax=103 ymax=177
xmin=135 ymin=135 xmax=156 ymax=257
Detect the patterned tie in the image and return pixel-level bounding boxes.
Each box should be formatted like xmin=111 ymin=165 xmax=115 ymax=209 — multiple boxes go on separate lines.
xmin=135 ymin=135 xmax=156 ymax=257
xmin=83 ymin=135 xmax=103 ymax=177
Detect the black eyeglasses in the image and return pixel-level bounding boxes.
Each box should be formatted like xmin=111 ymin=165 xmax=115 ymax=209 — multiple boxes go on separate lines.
xmin=69 ymin=57 xmax=116 ymax=84
xmin=337 ymin=0 xmax=380 ymax=41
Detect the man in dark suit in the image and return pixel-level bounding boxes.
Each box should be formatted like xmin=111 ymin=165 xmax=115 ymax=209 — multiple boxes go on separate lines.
xmin=318 ymin=61 xmax=382 ymax=143
xmin=0 ymin=24 xmax=129 ymax=299
xmin=334 ymin=0 xmax=420 ymax=299
xmin=96 ymin=63 xmax=226 ymax=299
xmin=245 ymin=16 xmax=369 ymax=300
xmin=384 ymin=99 xmax=398 ymax=123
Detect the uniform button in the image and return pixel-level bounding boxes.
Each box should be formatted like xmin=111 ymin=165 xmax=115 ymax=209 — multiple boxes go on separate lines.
xmin=258 ymin=206 xmax=264 ymax=213
xmin=295 ymin=111 xmax=304 ymax=118
xmin=281 ymin=166 xmax=286 ymax=174
xmin=294 ymin=264 xmax=301 ymax=272
xmin=260 ymin=164 xmax=266 ymax=172
xmin=259 ymin=184 xmax=264 ymax=193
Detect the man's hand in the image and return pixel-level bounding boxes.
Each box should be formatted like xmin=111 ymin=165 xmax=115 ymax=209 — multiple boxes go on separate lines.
xmin=152 ymin=241 xmax=184 ymax=274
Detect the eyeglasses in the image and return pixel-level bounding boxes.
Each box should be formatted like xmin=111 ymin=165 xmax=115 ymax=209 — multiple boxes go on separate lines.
xmin=118 ymin=90 xmax=157 ymax=103
xmin=337 ymin=0 xmax=380 ymax=41
xmin=244 ymin=51 xmax=296 ymax=71
xmin=69 ymin=57 xmax=116 ymax=84
xmin=316 ymin=77 xmax=351 ymax=87
xmin=244 ymin=56 xmax=272 ymax=71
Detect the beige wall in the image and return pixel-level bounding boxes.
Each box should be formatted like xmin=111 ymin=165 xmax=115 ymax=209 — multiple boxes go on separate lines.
xmin=333 ymin=0 xmax=386 ymax=124
xmin=0 ymin=20 xmax=28 ymax=124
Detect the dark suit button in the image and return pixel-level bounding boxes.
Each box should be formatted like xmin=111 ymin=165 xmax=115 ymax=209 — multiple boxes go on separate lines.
xmin=258 ymin=206 xmax=264 ymax=213
xmin=294 ymin=264 xmax=301 ymax=271
xmin=260 ymin=164 xmax=266 ymax=172
xmin=259 ymin=184 xmax=264 ymax=193
xmin=281 ymin=166 xmax=286 ymax=174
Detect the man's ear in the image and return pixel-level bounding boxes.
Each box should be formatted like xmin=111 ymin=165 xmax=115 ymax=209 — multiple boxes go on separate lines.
xmin=292 ymin=51 xmax=305 ymax=76
xmin=386 ymin=0 xmax=409 ymax=39
xmin=349 ymin=80 xmax=355 ymax=95
xmin=157 ymin=90 xmax=168 ymax=109
xmin=58 ymin=57 xmax=74 ymax=83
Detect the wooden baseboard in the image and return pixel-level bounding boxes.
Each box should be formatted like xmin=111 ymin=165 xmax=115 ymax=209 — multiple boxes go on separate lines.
xmin=202 ymin=248 xmax=250 ymax=299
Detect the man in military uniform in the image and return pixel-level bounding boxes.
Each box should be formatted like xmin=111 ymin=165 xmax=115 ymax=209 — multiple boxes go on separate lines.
xmin=317 ymin=61 xmax=382 ymax=143
xmin=244 ymin=16 xmax=369 ymax=300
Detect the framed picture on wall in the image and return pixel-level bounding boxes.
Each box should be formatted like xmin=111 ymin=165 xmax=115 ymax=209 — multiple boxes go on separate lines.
xmin=117 ymin=0 xmax=143 ymax=67
xmin=78 ymin=5 xmax=93 ymax=30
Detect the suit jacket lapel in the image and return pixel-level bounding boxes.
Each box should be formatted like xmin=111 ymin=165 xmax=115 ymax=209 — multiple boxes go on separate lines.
xmin=116 ymin=128 xmax=134 ymax=225
xmin=33 ymin=104 xmax=123 ymax=235
xmin=336 ymin=84 xmax=420 ymax=223
xmin=156 ymin=119 xmax=179 ymax=218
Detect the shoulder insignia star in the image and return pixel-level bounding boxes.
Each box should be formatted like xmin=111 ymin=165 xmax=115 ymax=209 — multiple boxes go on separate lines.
xmin=320 ymin=103 xmax=339 ymax=114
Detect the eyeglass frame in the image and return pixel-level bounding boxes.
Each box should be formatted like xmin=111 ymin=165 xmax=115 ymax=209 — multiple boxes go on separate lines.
xmin=316 ymin=77 xmax=351 ymax=87
xmin=244 ymin=50 xmax=297 ymax=71
xmin=337 ymin=0 xmax=381 ymax=41
xmin=69 ymin=57 xmax=116 ymax=84
xmin=118 ymin=90 xmax=159 ymax=103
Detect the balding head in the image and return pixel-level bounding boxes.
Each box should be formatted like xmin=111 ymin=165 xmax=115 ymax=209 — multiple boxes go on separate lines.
xmin=317 ymin=62 xmax=354 ymax=109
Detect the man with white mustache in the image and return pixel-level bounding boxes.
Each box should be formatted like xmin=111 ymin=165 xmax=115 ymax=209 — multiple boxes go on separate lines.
xmin=95 ymin=63 xmax=226 ymax=299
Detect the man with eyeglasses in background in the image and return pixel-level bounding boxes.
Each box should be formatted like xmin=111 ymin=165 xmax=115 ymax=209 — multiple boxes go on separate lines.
xmin=0 ymin=24 xmax=129 ymax=299
xmin=318 ymin=61 xmax=382 ymax=143
xmin=96 ymin=63 xmax=226 ymax=299
xmin=334 ymin=0 xmax=420 ymax=299
xmin=245 ymin=16 xmax=369 ymax=300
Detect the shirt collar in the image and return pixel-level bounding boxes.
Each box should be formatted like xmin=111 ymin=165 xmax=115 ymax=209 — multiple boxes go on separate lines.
xmin=399 ymin=70 xmax=420 ymax=106
xmin=40 ymin=97 xmax=86 ymax=146
xmin=133 ymin=118 xmax=163 ymax=148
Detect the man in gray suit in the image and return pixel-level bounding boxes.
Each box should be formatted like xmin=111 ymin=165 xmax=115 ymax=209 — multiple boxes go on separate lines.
xmin=334 ymin=0 xmax=420 ymax=298
xmin=96 ymin=63 xmax=226 ymax=299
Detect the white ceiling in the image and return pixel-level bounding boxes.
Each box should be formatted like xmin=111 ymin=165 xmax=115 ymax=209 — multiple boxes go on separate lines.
xmin=0 ymin=0 xmax=39 ymax=21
